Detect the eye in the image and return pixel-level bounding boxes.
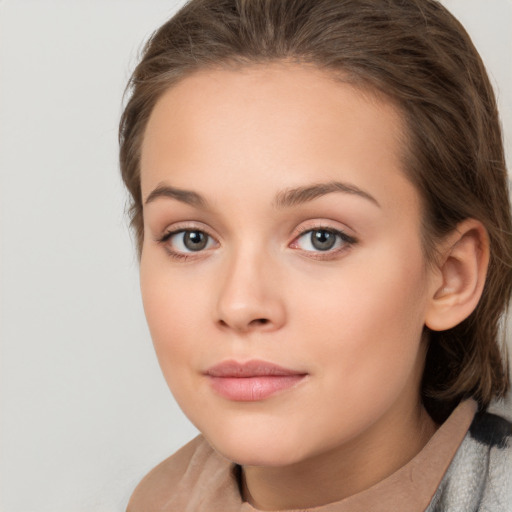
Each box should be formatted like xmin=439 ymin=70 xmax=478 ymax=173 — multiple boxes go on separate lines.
xmin=161 ymin=229 xmax=216 ymax=254
xmin=292 ymin=228 xmax=355 ymax=253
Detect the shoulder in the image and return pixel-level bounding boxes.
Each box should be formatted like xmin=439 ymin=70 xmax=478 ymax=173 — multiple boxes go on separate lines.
xmin=429 ymin=409 xmax=512 ymax=512
xmin=126 ymin=435 xmax=223 ymax=512
xmin=469 ymin=409 xmax=512 ymax=449
xmin=469 ymin=411 xmax=512 ymax=510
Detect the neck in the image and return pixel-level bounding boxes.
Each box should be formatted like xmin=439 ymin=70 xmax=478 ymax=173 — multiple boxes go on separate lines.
xmin=241 ymin=401 xmax=438 ymax=510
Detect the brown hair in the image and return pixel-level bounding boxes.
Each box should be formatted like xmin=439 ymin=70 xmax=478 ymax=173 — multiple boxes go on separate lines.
xmin=119 ymin=0 xmax=512 ymax=420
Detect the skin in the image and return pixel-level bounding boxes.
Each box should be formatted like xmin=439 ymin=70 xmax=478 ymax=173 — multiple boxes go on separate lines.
xmin=139 ymin=63 xmax=444 ymax=510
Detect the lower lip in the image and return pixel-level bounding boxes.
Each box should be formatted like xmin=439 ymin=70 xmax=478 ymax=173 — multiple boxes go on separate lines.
xmin=208 ymin=375 xmax=306 ymax=401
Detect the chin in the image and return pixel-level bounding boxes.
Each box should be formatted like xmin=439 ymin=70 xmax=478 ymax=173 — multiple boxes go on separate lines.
xmin=203 ymin=427 xmax=310 ymax=467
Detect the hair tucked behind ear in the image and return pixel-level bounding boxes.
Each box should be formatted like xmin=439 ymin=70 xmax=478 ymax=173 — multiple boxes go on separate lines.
xmin=119 ymin=0 xmax=512 ymax=421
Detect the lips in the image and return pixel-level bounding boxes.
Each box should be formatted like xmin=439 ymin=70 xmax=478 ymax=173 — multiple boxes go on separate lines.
xmin=205 ymin=360 xmax=307 ymax=401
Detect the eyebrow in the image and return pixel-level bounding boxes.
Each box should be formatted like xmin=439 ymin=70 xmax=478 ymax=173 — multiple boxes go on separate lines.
xmin=144 ymin=184 xmax=207 ymax=208
xmin=144 ymin=180 xmax=380 ymax=209
xmin=273 ymin=181 xmax=380 ymax=209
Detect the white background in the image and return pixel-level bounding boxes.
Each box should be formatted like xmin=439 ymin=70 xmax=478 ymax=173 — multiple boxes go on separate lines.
xmin=1 ymin=1 xmax=511 ymax=511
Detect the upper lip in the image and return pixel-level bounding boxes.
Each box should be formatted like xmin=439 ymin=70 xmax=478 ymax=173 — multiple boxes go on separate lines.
xmin=205 ymin=359 xmax=306 ymax=378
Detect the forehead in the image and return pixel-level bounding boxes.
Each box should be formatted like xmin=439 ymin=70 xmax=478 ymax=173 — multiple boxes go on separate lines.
xmin=140 ymin=63 xmax=417 ymax=215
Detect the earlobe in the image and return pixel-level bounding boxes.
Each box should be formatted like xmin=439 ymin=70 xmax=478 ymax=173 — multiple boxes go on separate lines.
xmin=425 ymin=219 xmax=489 ymax=332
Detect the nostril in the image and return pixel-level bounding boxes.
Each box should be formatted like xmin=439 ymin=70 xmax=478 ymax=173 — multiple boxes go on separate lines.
xmin=217 ymin=318 xmax=269 ymax=328
xmin=251 ymin=318 xmax=269 ymax=326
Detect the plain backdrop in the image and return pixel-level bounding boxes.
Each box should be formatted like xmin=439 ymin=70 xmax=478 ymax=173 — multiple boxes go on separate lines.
xmin=0 ymin=1 xmax=511 ymax=511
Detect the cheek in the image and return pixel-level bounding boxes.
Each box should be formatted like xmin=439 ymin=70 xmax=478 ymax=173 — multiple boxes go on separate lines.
xmin=293 ymin=245 xmax=429 ymax=381
xmin=140 ymin=270 xmax=208 ymax=415
xmin=139 ymin=259 xmax=204 ymax=368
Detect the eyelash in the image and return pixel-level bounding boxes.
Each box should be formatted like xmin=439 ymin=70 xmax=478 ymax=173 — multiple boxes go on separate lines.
xmin=156 ymin=225 xmax=357 ymax=261
xmin=291 ymin=226 xmax=357 ymax=259
xmin=156 ymin=227 xmax=216 ymax=261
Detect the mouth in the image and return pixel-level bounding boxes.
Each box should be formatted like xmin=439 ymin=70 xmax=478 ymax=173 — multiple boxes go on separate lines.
xmin=204 ymin=359 xmax=308 ymax=401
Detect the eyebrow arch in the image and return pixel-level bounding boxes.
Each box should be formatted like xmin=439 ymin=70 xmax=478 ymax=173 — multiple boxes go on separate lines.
xmin=144 ymin=184 xmax=207 ymax=208
xmin=144 ymin=180 xmax=379 ymax=210
xmin=273 ymin=181 xmax=380 ymax=209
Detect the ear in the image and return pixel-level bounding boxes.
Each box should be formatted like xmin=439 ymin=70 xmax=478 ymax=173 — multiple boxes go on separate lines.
xmin=425 ymin=219 xmax=490 ymax=331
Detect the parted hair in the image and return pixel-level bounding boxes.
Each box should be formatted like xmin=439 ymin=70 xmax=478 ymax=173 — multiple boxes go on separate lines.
xmin=119 ymin=0 xmax=512 ymax=421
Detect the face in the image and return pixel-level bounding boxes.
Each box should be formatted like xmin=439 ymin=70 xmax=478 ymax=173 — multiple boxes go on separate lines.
xmin=139 ymin=64 xmax=438 ymax=467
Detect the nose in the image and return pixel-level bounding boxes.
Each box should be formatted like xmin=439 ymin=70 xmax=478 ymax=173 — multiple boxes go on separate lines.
xmin=215 ymin=248 xmax=286 ymax=334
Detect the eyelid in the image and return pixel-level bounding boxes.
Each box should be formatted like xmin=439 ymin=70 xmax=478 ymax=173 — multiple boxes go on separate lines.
xmin=154 ymin=221 xmax=217 ymax=242
xmin=291 ymin=220 xmax=357 ymax=241
xmin=291 ymin=227 xmax=354 ymax=246
xmin=152 ymin=219 xmax=357 ymax=260
xmin=289 ymin=222 xmax=358 ymax=257
xmin=154 ymin=222 xmax=220 ymax=260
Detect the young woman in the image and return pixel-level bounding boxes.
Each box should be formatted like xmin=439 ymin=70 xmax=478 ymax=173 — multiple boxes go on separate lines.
xmin=120 ymin=0 xmax=512 ymax=510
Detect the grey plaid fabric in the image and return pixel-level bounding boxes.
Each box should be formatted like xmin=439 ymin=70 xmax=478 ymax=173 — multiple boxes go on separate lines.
xmin=427 ymin=412 xmax=512 ymax=512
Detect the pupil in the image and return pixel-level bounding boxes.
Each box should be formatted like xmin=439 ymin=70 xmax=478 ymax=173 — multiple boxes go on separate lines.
xmin=184 ymin=231 xmax=207 ymax=251
xmin=311 ymin=230 xmax=336 ymax=251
